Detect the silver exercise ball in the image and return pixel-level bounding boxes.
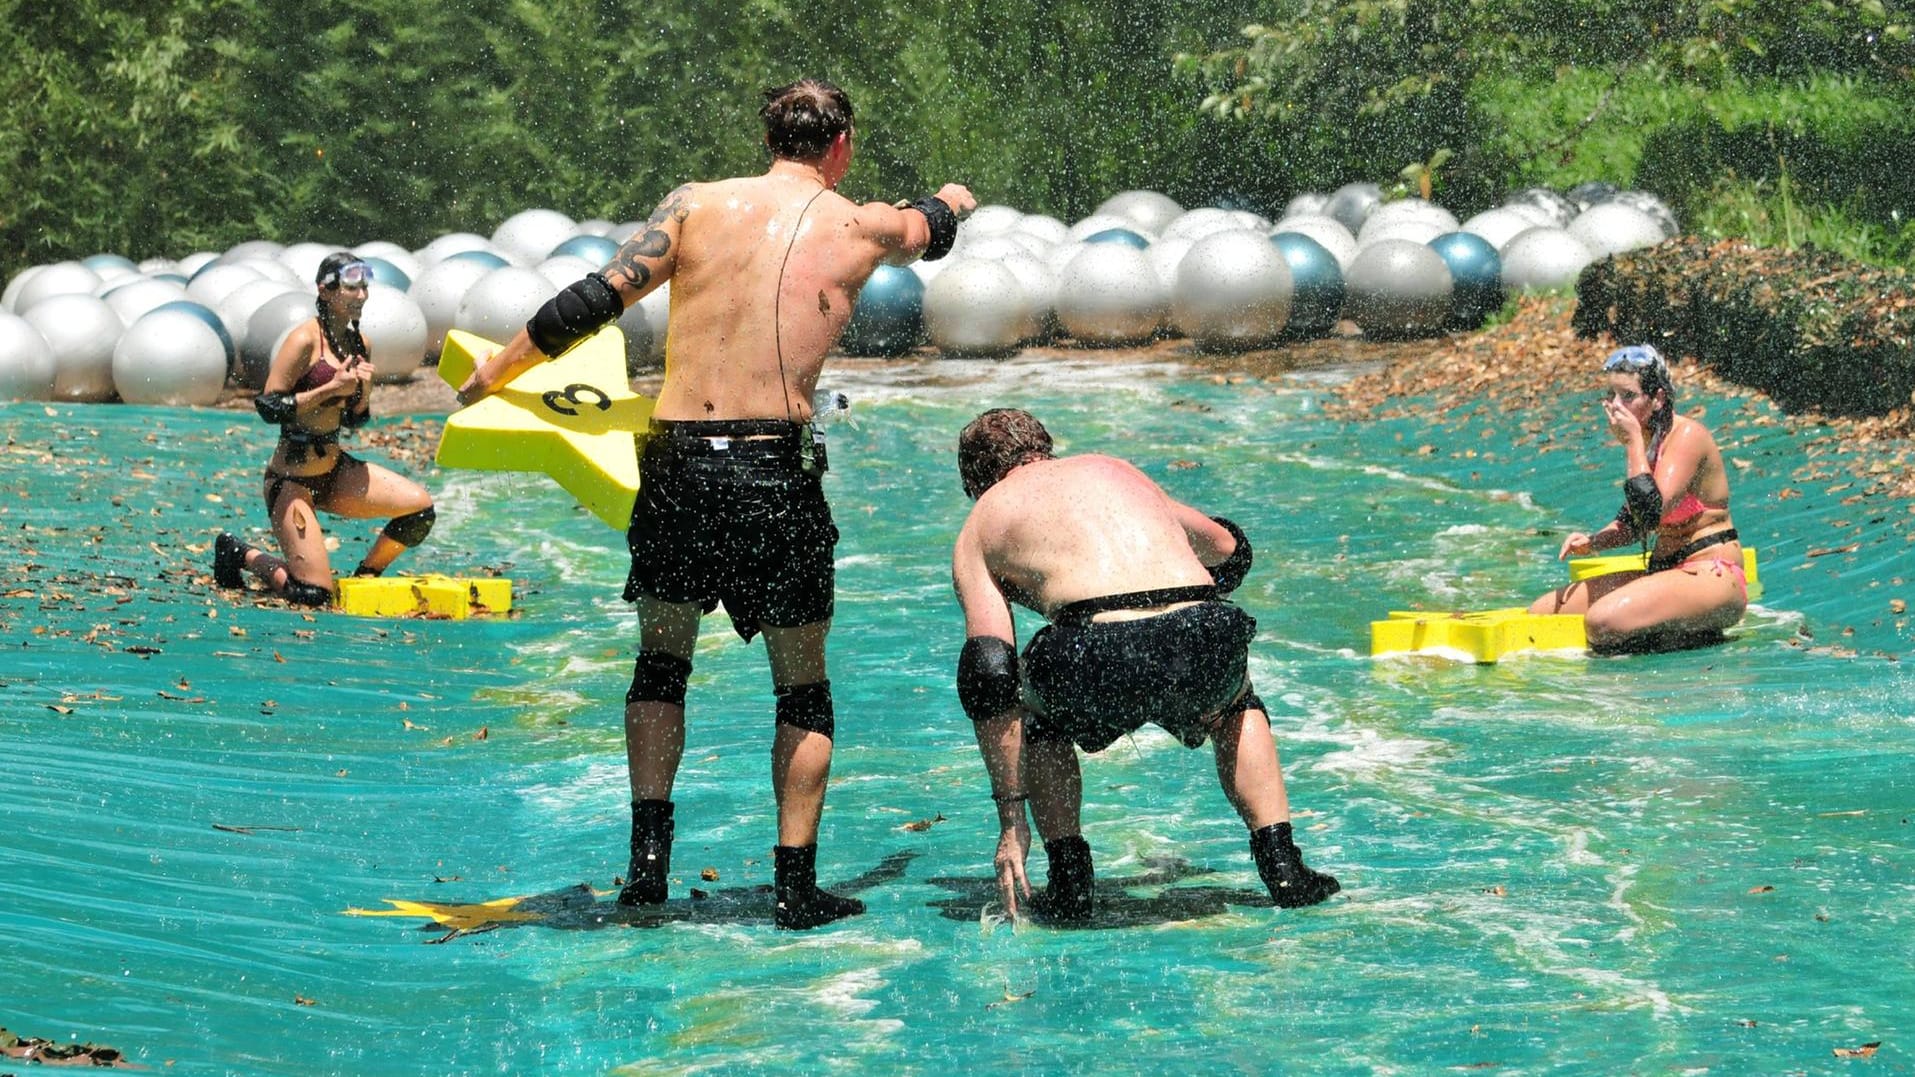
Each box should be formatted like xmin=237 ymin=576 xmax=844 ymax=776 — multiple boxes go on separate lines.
xmin=1343 ymin=239 xmax=1454 ymax=339
xmin=1499 ymin=227 xmax=1596 ymax=293
xmin=217 ymin=278 xmax=303 ymax=352
xmin=1160 ymin=207 xmax=1241 ymax=243
xmin=1015 ymin=214 xmax=1070 ymax=246
xmin=1461 ymin=208 xmax=1535 ymax=252
xmin=26 ymin=293 xmax=124 ymax=402
xmin=923 ymin=259 xmax=1029 ymax=358
xmin=113 ymin=304 xmax=228 ymax=406
xmin=360 ymin=284 xmax=430 ymax=383
xmin=956 ymin=234 xmax=1031 ymax=263
xmin=15 ymin=262 xmax=104 ymax=314
xmin=634 ymin=283 xmax=669 ymax=366
xmin=1171 ymin=229 xmax=1293 ymax=349
xmin=1568 ymin=203 xmax=1668 ymax=259
xmin=3 ymin=265 xmax=47 ymax=312
xmin=1145 ymin=236 xmax=1196 ymax=290
xmin=1283 ymin=192 xmax=1330 ymax=219
xmin=1325 ymin=182 xmax=1382 ymax=234
xmin=997 ymin=252 xmax=1058 ymax=342
xmin=277 ymin=243 xmax=336 ymax=286
xmin=0 ymin=310 xmax=55 ymax=400
xmin=454 ymin=266 xmax=552 ymax=344
xmin=1607 ymin=190 xmax=1680 ymax=239
xmin=535 ymin=255 xmax=598 ymax=290
xmin=186 ymin=263 xmax=263 ymax=309
xmin=1507 ymin=187 xmax=1579 ymax=227
xmin=964 ymin=204 xmax=1024 ymax=236
xmin=493 ymin=208 xmax=578 ymax=266
xmin=1054 ymin=244 xmax=1166 ymax=345
xmin=103 ymin=278 xmax=190 ymax=327
xmin=409 ymin=257 xmax=496 ymax=357
xmin=1097 ymin=190 xmax=1185 ymax=236
xmin=1357 ymin=219 xmax=1446 ymax=249
xmin=1359 ymin=198 xmax=1459 ymax=243
xmin=241 ymin=291 xmax=317 ymax=390
xmin=222 ymin=239 xmax=284 ymax=265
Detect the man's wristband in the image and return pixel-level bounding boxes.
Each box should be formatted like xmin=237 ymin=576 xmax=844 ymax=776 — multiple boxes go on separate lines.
xmin=908 ymin=195 xmax=959 ymax=261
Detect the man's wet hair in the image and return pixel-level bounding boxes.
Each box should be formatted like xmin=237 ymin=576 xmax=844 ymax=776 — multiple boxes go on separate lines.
xmin=958 ymin=408 xmax=1055 ymax=499
xmin=761 ymin=79 xmax=854 ymax=161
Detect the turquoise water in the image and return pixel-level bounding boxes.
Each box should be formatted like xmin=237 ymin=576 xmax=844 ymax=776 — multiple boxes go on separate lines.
xmin=2 ymin=354 xmax=1910 ymax=1075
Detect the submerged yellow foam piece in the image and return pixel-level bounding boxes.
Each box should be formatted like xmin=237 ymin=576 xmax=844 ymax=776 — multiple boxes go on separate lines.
xmin=1370 ymin=607 xmax=1588 ymax=662
xmin=334 ymin=575 xmax=513 ymax=619
xmin=436 ymin=327 xmax=654 ymax=529
xmin=1569 ymin=546 xmax=1761 ymax=598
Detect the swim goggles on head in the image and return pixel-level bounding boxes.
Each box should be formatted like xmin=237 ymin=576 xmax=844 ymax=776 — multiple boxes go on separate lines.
xmin=320 ymin=261 xmax=375 ymax=289
xmin=1602 ymin=344 xmax=1665 ymax=374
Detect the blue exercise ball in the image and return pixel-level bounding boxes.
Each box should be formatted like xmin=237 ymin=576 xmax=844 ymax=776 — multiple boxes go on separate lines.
xmin=360 ymin=255 xmax=412 ymax=293
xmin=841 ymin=264 xmax=926 ymax=357
xmin=152 ymin=299 xmax=237 ymax=374
xmin=1083 ymin=228 xmax=1150 ymax=250
xmin=443 ymin=249 xmax=510 ymax=271
xmin=82 ymin=253 xmax=139 ymax=277
xmin=549 ymin=234 xmax=620 ymax=265
xmin=1270 ymin=233 xmax=1345 ymax=338
xmin=1427 ymin=232 xmax=1504 ymax=329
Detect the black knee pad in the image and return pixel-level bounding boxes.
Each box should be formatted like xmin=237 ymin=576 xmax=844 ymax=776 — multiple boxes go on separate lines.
xmin=774 ymin=680 xmax=834 ymax=739
xmin=627 ymin=651 xmax=692 ymax=706
xmin=381 ymin=506 xmax=436 ymax=547
xmin=283 ymin=578 xmax=332 ymax=607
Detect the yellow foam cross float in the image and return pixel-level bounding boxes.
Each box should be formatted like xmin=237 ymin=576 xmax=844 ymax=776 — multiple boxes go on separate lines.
xmin=435 ymin=327 xmax=655 ymax=529
xmin=344 ymin=884 xmax=604 ymax=932
xmin=1370 ymin=548 xmax=1761 ymax=662
xmin=334 ymin=574 xmax=513 ymax=619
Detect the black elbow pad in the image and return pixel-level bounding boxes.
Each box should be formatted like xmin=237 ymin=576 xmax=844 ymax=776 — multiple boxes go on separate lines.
xmin=526 ymin=272 xmax=622 ymax=358
xmin=1622 ymin=473 xmax=1663 ymax=531
xmin=909 ymin=196 xmax=959 ymax=261
xmin=1208 ymin=516 xmax=1253 ymax=595
xmin=255 ymin=391 xmax=296 ymax=425
xmin=957 ymin=636 xmax=1019 ymax=722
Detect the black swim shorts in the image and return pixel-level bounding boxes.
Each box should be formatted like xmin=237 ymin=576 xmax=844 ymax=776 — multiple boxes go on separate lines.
xmin=623 ymin=420 xmax=838 ymax=641
xmin=1021 ymin=600 xmax=1259 ymax=753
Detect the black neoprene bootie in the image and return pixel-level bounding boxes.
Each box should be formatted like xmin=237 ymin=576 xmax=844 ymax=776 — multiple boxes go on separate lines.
xmin=1250 ymin=821 xmax=1341 ymax=908
xmin=773 ymin=844 xmax=864 ymax=930
xmin=1037 ymin=835 xmax=1095 ymax=922
xmin=351 ymin=562 xmax=383 ymax=578
xmin=213 ymin=533 xmax=247 ymax=589
xmin=617 ymin=799 xmax=674 ymax=906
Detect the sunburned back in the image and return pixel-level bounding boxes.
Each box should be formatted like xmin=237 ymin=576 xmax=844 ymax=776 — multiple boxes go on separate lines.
xmin=657 ymin=175 xmax=889 ymax=422
xmin=971 ymin=455 xmax=1215 ymax=616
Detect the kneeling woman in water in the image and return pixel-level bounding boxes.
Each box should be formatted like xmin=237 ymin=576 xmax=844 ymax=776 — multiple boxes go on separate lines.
xmin=213 ymin=252 xmax=435 ymax=606
xmin=1529 ymin=344 xmax=1747 ymax=651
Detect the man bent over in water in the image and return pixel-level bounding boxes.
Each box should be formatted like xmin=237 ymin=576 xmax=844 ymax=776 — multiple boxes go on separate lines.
xmin=459 ymin=79 xmax=975 ymax=928
xmin=949 ymin=409 xmax=1340 ymax=921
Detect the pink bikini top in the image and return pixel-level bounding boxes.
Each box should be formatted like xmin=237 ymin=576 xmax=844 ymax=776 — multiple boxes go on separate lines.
xmin=1661 ymin=491 xmax=1726 ymax=528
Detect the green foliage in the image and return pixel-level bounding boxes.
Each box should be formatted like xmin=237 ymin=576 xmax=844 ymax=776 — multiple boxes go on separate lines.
xmin=0 ymin=0 xmax=1284 ymax=267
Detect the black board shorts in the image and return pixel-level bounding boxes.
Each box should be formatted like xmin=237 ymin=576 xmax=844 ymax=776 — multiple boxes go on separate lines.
xmin=623 ymin=420 xmax=837 ymax=641
xmin=1021 ymin=599 xmax=1259 ymax=753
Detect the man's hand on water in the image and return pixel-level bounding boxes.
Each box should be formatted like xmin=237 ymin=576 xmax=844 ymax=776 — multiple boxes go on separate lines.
xmin=994 ymin=820 xmax=1032 ymax=919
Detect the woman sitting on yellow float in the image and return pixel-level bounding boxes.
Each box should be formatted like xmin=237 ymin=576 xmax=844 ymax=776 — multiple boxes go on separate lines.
xmin=1529 ymin=344 xmax=1747 ymax=652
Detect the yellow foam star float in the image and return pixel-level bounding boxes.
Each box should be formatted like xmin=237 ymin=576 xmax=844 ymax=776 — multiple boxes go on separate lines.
xmin=436 ymin=327 xmax=655 ymax=529
xmin=1370 ymin=548 xmax=1761 ymax=661
xmin=345 ymin=895 xmax=545 ymax=930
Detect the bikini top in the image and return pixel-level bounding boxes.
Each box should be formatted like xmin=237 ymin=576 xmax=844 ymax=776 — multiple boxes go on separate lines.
xmin=1660 ymin=491 xmax=1727 ymax=528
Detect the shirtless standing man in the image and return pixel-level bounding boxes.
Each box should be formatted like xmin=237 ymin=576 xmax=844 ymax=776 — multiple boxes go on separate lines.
xmin=949 ymin=409 xmax=1339 ymax=921
xmin=458 ymin=79 xmax=975 ymax=929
